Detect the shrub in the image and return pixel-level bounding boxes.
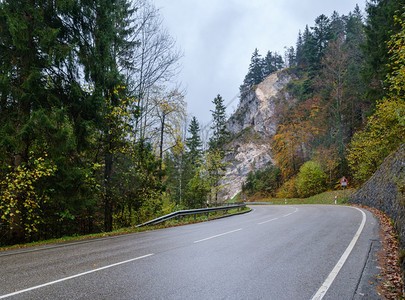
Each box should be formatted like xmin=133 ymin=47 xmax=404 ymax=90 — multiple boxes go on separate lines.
xmin=276 ymin=176 xmax=298 ymax=198
xmin=347 ymin=98 xmax=405 ymax=183
xmin=295 ymin=161 xmax=327 ymax=197
xmin=242 ymin=163 xmax=281 ymax=196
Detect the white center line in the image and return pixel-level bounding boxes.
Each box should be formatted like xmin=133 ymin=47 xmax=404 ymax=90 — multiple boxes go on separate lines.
xmin=0 ymin=253 xmax=154 ymax=299
xmin=282 ymin=207 xmax=299 ymax=218
xmin=258 ymin=207 xmax=299 ymax=225
xmin=194 ymin=228 xmax=243 ymax=243
xmin=258 ymin=217 xmax=279 ymax=225
xmin=311 ymin=207 xmax=367 ymax=300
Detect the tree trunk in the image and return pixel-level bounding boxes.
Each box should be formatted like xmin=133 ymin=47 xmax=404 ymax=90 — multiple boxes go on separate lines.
xmin=159 ymin=113 xmax=166 ymax=172
xmin=104 ymin=151 xmax=114 ymax=232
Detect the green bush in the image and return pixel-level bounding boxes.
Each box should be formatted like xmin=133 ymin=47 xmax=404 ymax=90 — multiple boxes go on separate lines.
xmin=242 ymin=163 xmax=281 ymax=196
xmin=276 ymin=176 xmax=298 ymax=198
xmin=295 ymin=161 xmax=327 ymax=197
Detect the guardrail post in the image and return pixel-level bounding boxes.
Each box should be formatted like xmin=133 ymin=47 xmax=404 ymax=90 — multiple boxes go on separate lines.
xmin=194 ymin=214 xmax=197 ymax=220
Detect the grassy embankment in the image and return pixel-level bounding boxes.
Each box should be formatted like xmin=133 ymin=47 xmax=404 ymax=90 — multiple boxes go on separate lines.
xmin=0 ymin=190 xmax=352 ymax=250
xmin=0 ymin=207 xmax=250 ymax=251
xmin=246 ymin=189 xmax=354 ymax=205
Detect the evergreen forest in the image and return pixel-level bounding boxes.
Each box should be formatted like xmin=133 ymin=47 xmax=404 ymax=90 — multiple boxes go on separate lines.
xmin=0 ymin=0 xmax=404 ymax=246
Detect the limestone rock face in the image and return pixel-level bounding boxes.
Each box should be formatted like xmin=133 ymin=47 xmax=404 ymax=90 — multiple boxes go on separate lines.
xmin=222 ymin=69 xmax=296 ymax=200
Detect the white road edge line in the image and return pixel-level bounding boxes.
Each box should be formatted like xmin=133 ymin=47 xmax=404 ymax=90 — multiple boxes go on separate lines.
xmin=194 ymin=228 xmax=243 ymax=243
xmin=311 ymin=207 xmax=367 ymax=300
xmin=258 ymin=207 xmax=298 ymax=225
xmin=0 ymin=253 xmax=154 ymax=299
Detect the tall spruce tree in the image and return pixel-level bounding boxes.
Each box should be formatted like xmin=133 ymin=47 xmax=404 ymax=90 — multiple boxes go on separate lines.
xmin=240 ymin=48 xmax=264 ymax=98
xmin=70 ymin=0 xmax=137 ymax=232
xmin=329 ymin=11 xmax=346 ymax=40
xmin=0 ymin=0 xmax=80 ymax=243
xmin=209 ymin=94 xmax=230 ymax=151
xmin=362 ymin=0 xmax=405 ymax=103
xmin=207 ymin=95 xmax=229 ymax=204
xmin=186 ymin=116 xmax=203 ymax=166
xmin=295 ymin=31 xmax=304 ymax=66
xmin=263 ymin=51 xmax=284 ymax=77
xmin=344 ymin=6 xmax=368 ymax=137
xmin=300 ymin=25 xmax=318 ymax=69
xmin=312 ymin=14 xmax=332 ymax=53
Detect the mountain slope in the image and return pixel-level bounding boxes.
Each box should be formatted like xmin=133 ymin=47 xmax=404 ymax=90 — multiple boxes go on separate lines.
xmin=222 ymin=69 xmax=297 ymax=200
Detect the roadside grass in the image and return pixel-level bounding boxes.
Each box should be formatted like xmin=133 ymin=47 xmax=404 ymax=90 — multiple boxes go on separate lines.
xmin=0 ymin=207 xmax=250 ymax=251
xmin=247 ymin=189 xmax=355 ymax=205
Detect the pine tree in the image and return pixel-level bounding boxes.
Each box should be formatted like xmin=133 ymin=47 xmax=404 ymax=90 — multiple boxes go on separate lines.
xmin=209 ymin=95 xmax=230 ymax=151
xmin=362 ymin=0 xmax=405 ymax=102
xmin=0 ymin=0 xmax=78 ymax=243
xmin=295 ymin=31 xmax=304 ymax=66
xmin=165 ymin=117 xmax=203 ymax=209
xmin=186 ymin=116 xmax=203 ymax=165
xmin=240 ymin=48 xmax=264 ymax=98
xmin=71 ymin=0 xmax=138 ymax=232
xmin=300 ymin=25 xmax=318 ymax=69
xmin=311 ymin=14 xmax=332 ymax=65
xmin=247 ymin=48 xmax=264 ymax=85
xmin=345 ymin=6 xmax=368 ymax=137
xmin=329 ymin=11 xmax=346 ymax=40
xmin=285 ymin=46 xmax=296 ymax=67
xmin=263 ymin=51 xmax=284 ymax=77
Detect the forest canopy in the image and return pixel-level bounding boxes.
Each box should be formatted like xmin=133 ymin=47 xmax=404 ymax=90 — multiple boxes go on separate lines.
xmin=240 ymin=1 xmax=405 ymax=198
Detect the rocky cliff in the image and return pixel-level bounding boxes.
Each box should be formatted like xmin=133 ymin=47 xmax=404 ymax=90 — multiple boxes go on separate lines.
xmin=222 ymin=69 xmax=296 ymax=200
xmin=349 ymin=144 xmax=405 ymax=248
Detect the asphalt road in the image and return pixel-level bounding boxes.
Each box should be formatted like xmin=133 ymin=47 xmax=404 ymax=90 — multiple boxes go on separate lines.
xmin=0 ymin=205 xmax=381 ymax=299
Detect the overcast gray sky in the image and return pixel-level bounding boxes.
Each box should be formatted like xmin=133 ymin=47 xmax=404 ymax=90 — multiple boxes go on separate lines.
xmin=152 ymin=0 xmax=367 ymax=126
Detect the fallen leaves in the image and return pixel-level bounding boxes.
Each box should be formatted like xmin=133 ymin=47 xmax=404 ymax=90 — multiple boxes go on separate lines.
xmin=357 ymin=205 xmax=404 ymax=299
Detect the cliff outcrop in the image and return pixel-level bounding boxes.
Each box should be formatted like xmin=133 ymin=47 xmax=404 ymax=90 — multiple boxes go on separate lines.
xmin=222 ymin=69 xmax=296 ymax=200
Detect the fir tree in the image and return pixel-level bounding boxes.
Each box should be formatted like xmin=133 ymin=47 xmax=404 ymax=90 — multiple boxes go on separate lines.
xmin=300 ymin=25 xmax=317 ymax=69
xmin=0 ymin=0 xmax=78 ymax=243
xmin=209 ymin=94 xmax=230 ymax=151
xmin=263 ymin=51 xmax=284 ymax=77
xmin=70 ymin=0 xmax=138 ymax=232
xmin=247 ymin=48 xmax=264 ymax=86
xmin=295 ymin=31 xmax=304 ymax=66
xmin=186 ymin=116 xmax=203 ymax=166
xmin=329 ymin=11 xmax=346 ymax=40
xmin=285 ymin=46 xmax=296 ymax=68
xmin=240 ymin=48 xmax=264 ymax=98
xmin=362 ymin=0 xmax=405 ymax=102
xmin=311 ymin=14 xmax=332 ymax=65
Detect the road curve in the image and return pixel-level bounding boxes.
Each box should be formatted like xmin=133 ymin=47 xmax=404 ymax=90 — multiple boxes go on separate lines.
xmin=0 ymin=205 xmax=381 ymax=299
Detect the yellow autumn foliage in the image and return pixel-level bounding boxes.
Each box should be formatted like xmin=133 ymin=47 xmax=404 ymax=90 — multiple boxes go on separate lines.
xmin=0 ymin=155 xmax=56 ymax=236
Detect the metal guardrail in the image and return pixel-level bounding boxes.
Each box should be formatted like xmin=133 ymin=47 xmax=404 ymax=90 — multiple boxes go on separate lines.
xmin=244 ymin=202 xmax=273 ymax=205
xmin=136 ymin=203 xmax=246 ymax=227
